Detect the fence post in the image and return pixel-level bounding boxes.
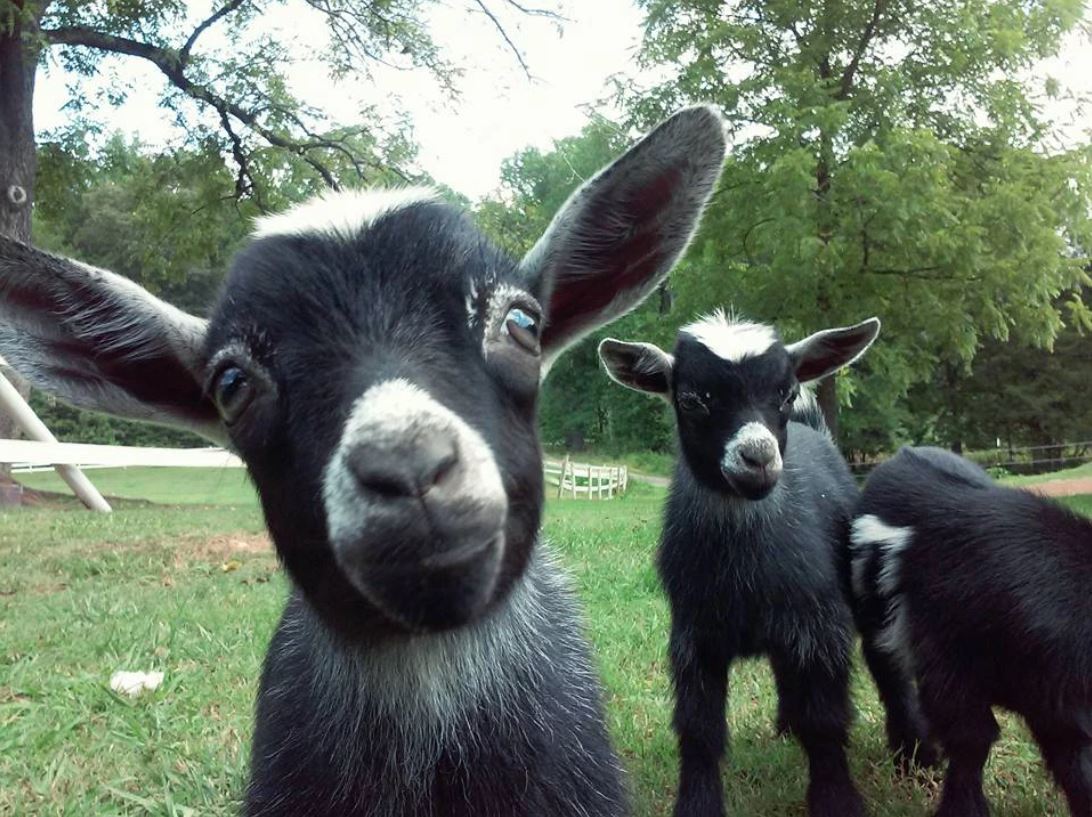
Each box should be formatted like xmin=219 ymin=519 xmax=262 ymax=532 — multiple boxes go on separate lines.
xmin=0 ymin=372 xmax=111 ymax=512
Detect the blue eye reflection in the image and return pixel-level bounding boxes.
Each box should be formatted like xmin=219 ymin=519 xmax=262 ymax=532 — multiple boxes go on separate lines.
xmin=219 ymin=367 xmax=246 ymax=402
xmin=507 ymin=307 xmax=537 ymax=332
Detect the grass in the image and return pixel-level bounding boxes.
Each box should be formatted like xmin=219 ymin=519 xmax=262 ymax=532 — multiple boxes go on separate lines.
xmin=2 ymin=471 xmax=1088 ymax=816
xmin=999 ymin=460 xmax=1092 ymax=487
xmin=15 ymin=467 xmax=257 ymax=506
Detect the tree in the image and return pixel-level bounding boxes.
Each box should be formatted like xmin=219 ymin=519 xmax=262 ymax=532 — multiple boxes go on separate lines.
xmin=904 ymin=286 xmax=1092 ymax=457
xmin=0 ymin=0 xmax=555 ymax=463
xmin=628 ymin=0 xmax=1092 ymax=445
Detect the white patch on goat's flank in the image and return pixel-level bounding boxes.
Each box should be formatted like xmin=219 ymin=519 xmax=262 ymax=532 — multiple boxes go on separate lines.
xmin=251 ymin=187 xmax=439 ymax=241
xmin=875 ymin=596 xmax=914 ymax=672
xmin=851 ymin=514 xmax=916 ymax=671
xmin=322 ymin=378 xmax=507 ymax=567
xmin=851 ymin=514 xmax=913 ymax=596
xmin=721 ymin=421 xmax=782 ymax=475
xmin=682 ymin=308 xmax=778 ymax=362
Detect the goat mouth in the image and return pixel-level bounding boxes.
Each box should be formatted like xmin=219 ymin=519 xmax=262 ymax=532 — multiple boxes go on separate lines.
xmin=720 ymin=468 xmax=778 ymax=500
xmin=420 ymin=533 xmax=503 ymax=569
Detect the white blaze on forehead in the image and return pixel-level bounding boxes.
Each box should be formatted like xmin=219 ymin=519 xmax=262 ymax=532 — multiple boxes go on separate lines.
xmin=322 ymin=378 xmax=506 ymax=545
xmin=682 ymin=308 xmax=778 ymax=362
xmin=721 ymin=421 xmax=783 ymax=474
xmin=252 ymin=187 xmax=439 ymax=241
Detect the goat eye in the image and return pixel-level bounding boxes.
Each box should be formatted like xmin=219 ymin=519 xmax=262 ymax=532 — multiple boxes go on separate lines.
xmin=505 ymin=307 xmax=541 ymax=354
xmin=214 ymin=366 xmax=254 ymax=423
xmin=781 ymin=387 xmax=799 ymax=411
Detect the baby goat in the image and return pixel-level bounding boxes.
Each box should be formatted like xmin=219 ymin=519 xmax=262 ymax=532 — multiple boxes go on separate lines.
xmin=600 ymin=313 xmax=883 ymax=817
xmin=853 ymin=446 xmax=1092 ymax=817
xmin=0 ymin=108 xmax=727 ymax=816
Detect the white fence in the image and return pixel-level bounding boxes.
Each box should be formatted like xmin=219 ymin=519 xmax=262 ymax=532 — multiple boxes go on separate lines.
xmin=545 ymin=456 xmax=628 ymax=500
xmin=2 ymin=439 xmax=243 ymax=471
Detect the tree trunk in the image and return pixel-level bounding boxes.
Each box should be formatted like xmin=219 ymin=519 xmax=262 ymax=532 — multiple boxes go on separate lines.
xmin=0 ymin=2 xmax=42 ymax=478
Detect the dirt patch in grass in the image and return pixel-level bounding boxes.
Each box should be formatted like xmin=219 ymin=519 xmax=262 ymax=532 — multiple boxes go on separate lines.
xmin=1022 ymin=477 xmax=1092 ymax=498
xmin=171 ymin=532 xmax=274 ymax=565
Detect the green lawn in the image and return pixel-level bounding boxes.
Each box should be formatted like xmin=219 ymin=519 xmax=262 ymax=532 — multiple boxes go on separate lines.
xmin=999 ymin=460 xmax=1092 ymax=487
xmin=15 ymin=467 xmax=257 ymax=506
xmin=2 ymin=471 xmax=1085 ymax=816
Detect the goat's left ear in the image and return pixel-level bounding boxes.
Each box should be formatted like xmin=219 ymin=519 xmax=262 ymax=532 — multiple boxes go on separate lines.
xmin=520 ymin=106 xmax=726 ymax=368
xmin=787 ymin=317 xmax=881 ymax=383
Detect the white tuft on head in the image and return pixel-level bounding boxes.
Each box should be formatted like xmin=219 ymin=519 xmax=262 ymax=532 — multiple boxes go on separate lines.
xmin=682 ymin=308 xmax=778 ymax=362
xmin=252 ymin=187 xmax=439 ymax=241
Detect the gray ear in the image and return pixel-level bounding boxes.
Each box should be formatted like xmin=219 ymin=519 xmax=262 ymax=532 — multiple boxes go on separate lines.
xmin=598 ymin=338 xmax=674 ymax=401
xmin=0 ymin=236 xmax=223 ymax=442
xmin=521 ymin=106 xmax=727 ymax=367
xmin=786 ymin=317 xmax=881 ymax=383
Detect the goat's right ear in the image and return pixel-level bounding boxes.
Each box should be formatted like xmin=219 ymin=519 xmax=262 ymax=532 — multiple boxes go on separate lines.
xmin=598 ymin=338 xmax=674 ymax=401
xmin=0 ymin=236 xmax=224 ymax=442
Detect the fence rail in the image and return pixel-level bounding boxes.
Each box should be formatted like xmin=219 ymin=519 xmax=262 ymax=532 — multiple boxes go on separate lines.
xmin=545 ymin=456 xmax=628 ymax=500
xmin=0 ymin=439 xmax=244 ymax=471
xmin=846 ymin=438 xmax=1092 ymax=478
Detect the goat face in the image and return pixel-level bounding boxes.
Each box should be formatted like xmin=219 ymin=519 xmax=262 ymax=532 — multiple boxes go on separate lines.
xmin=0 ymin=106 xmax=728 ymax=638
xmin=599 ymin=313 xmax=881 ymax=500
xmin=207 ymin=199 xmax=548 ymax=633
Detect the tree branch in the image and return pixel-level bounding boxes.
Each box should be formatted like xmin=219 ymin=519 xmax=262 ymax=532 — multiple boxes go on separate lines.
xmin=472 ymin=0 xmax=531 ymax=79
xmin=838 ymin=0 xmax=885 ymax=99
xmin=42 ymin=24 xmax=342 ymax=189
xmin=181 ymin=0 xmax=248 ymax=63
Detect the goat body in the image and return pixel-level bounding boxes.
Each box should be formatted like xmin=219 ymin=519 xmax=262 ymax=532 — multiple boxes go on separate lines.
xmin=853 ymin=446 xmax=1092 ymax=817
xmin=600 ymin=314 xmax=897 ymax=817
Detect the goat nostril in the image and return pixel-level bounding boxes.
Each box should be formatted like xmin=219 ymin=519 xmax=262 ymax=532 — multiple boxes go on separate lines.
xmin=423 ymin=446 xmax=458 ymax=490
xmin=740 ymin=447 xmax=775 ymax=471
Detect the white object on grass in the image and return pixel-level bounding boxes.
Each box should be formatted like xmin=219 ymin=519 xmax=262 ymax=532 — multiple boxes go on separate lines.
xmin=110 ymin=670 xmax=165 ymax=697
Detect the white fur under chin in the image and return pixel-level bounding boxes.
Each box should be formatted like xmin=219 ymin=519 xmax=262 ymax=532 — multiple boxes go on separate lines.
xmin=252 ymin=187 xmax=439 ymax=241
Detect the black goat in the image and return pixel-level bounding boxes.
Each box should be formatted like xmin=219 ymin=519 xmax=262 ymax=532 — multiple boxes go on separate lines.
xmin=0 ymin=107 xmax=727 ymax=816
xmin=852 ymin=446 xmax=1092 ymax=817
xmin=600 ymin=312 xmax=889 ymax=817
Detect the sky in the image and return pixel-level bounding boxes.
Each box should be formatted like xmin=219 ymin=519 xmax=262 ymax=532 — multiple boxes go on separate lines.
xmin=32 ymin=1 xmax=1092 ymax=201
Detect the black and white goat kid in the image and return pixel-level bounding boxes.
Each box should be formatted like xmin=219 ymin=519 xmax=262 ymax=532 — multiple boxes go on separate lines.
xmin=0 ymin=107 xmax=727 ymax=816
xmin=852 ymin=446 xmax=1092 ymax=817
xmin=599 ymin=312 xmax=882 ymax=817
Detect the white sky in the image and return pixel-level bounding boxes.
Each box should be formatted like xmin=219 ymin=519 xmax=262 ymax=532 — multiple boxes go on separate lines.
xmin=33 ymin=1 xmax=1091 ymax=201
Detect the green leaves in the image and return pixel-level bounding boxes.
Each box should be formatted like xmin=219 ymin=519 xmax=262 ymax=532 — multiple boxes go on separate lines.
xmin=624 ymin=0 xmax=1091 ymax=452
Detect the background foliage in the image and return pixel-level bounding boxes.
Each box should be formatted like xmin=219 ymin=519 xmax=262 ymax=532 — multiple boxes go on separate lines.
xmin=13 ymin=0 xmax=1092 ymax=463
